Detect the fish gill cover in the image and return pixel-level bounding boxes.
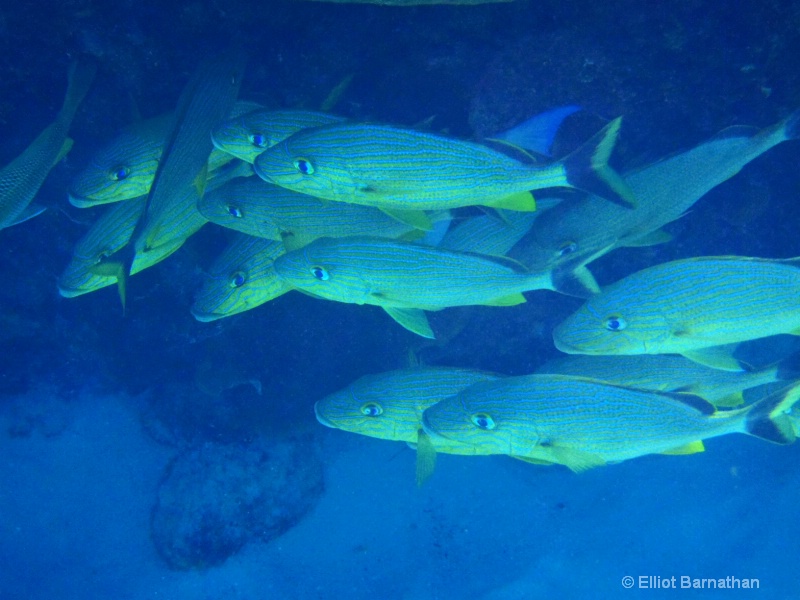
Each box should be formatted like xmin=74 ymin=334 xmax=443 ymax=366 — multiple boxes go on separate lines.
xmin=1 ymin=0 xmax=800 ymax=597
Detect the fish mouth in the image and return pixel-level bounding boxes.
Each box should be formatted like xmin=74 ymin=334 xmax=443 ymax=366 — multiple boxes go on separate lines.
xmin=68 ymin=193 xmax=98 ymax=209
xmin=57 ymin=282 xmax=88 ymax=298
xmin=314 ymin=402 xmax=337 ymax=429
xmin=552 ymin=335 xmax=581 ymax=354
xmin=421 ymin=411 xmax=453 ymax=441
xmin=190 ymin=307 xmax=224 ymax=323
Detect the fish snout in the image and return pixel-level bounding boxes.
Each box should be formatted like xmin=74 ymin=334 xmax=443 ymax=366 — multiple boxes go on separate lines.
xmin=314 ymin=401 xmax=337 ymax=429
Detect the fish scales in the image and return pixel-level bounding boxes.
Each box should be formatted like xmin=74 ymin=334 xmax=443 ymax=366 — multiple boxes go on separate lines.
xmin=0 ymin=61 xmax=95 ymax=229
xmin=512 ymin=111 xmax=799 ymax=285
xmin=420 ymin=374 xmax=796 ymax=468
xmin=274 ymin=235 xmax=544 ymax=309
xmin=192 ymin=234 xmax=288 ymax=321
xmin=315 ymin=367 xmax=500 ymax=448
xmin=254 ymin=122 xmax=576 ymax=210
xmin=536 ymin=355 xmax=782 ymax=405
xmin=211 ymin=108 xmax=346 ymax=164
xmin=198 ymin=177 xmax=418 ymax=243
xmin=60 ymin=159 xmax=244 ymax=298
xmin=136 ymin=52 xmax=246 ymax=253
xmin=69 ymin=101 xmax=260 ymax=207
xmin=554 ymin=256 xmax=800 ymax=357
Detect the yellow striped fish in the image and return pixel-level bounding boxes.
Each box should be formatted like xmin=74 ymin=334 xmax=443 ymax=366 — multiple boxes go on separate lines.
xmin=421 ymin=374 xmax=800 ymax=472
xmin=191 ymin=234 xmax=289 ymax=321
xmin=1 ymin=61 xmax=95 ymax=230
xmin=253 ymin=118 xmax=635 ymax=211
xmin=68 ymin=100 xmax=260 ymax=208
xmin=536 ymin=354 xmax=797 ymax=407
xmin=439 ymin=210 xmax=537 ymax=256
xmin=59 ymin=159 xmax=247 ymax=298
xmin=198 ymin=177 xmax=428 ymax=245
xmin=96 ymin=50 xmax=247 ymax=312
xmin=315 ymin=367 xmax=500 ymax=446
xmin=510 ymin=110 xmax=800 ymax=296
xmin=316 ymin=366 xmax=505 ymax=485
xmin=553 ymin=256 xmax=800 ymax=370
xmin=58 ymin=195 xmax=207 ymax=298
xmin=272 ymin=235 xmax=552 ymax=337
xmin=211 ymin=108 xmax=346 ymax=164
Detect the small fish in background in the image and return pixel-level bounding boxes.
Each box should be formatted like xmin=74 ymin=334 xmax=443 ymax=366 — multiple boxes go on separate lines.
xmin=191 ymin=234 xmax=289 ymax=322
xmin=68 ymin=100 xmax=261 ymax=208
xmin=0 ymin=60 xmax=95 ymax=230
xmin=253 ymin=117 xmax=635 ymax=212
xmin=421 ymin=374 xmax=800 ymax=472
xmin=509 ymin=109 xmax=800 ymax=297
xmin=552 ymin=255 xmax=800 ymax=371
xmin=272 ymin=235 xmax=555 ymax=338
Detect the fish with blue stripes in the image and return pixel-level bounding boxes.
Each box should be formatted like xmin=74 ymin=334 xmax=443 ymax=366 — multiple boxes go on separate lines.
xmin=272 ymin=235 xmax=553 ymax=337
xmin=315 ymin=367 xmax=499 ymax=446
xmin=536 ymin=354 xmax=800 ymax=407
xmin=316 ymin=367 xmax=504 ymax=485
xmin=211 ymin=108 xmax=346 ymax=164
xmin=59 ymin=156 xmax=248 ymax=299
xmin=253 ymin=118 xmax=635 ymax=212
xmin=553 ymin=255 xmax=800 ymax=371
xmin=93 ymin=51 xmax=246 ymax=311
xmin=509 ymin=110 xmax=800 ymax=296
xmin=68 ymin=100 xmax=261 ymax=208
xmin=191 ymin=234 xmax=289 ymax=321
xmin=1 ymin=61 xmax=95 ymax=230
xmin=198 ymin=177 xmax=437 ymax=245
xmin=421 ymin=374 xmax=800 ymax=472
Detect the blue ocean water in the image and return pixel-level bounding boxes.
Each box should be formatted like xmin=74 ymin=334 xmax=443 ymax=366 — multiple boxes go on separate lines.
xmin=1 ymin=0 xmax=799 ymax=598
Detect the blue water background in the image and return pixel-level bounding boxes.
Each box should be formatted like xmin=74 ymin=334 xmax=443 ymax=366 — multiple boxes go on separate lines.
xmin=1 ymin=0 xmax=800 ymax=598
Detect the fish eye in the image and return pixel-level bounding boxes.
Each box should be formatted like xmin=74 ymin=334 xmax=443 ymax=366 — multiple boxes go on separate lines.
xmin=360 ymin=403 xmax=383 ymax=417
xmin=227 ymin=205 xmax=243 ymax=218
xmin=230 ymin=271 xmax=246 ymax=288
xmin=248 ymin=133 xmax=268 ymax=148
xmin=605 ymin=315 xmax=627 ymax=331
xmin=471 ymin=413 xmax=496 ymax=430
xmin=311 ymin=266 xmax=329 ymax=281
xmin=109 ymin=165 xmax=130 ymax=181
xmin=558 ymin=241 xmax=577 ymax=256
xmin=293 ymin=158 xmax=315 ymax=175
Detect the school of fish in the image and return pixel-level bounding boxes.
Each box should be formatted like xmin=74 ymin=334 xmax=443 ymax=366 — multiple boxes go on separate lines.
xmin=5 ymin=49 xmax=800 ymax=484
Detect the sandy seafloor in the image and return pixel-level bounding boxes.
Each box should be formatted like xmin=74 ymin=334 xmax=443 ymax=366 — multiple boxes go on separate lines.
xmin=1 ymin=386 xmax=798 ymax=600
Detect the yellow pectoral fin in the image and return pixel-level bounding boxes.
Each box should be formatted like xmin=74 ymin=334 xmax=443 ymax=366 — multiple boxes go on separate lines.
xmin=489 ymin=191 xmax=536 ymax=212
xmin=547 ymin=445 xmax=606 ymax=473
xmin=89 ymin=260 xmax=127 ymax=315
xmin=660 ymin=440 xmax=705 ymax=456
xmin=481 ymin=292 xmax=527 ymax=307
xmin=194 ymin=163 xmax=210 ymax=198
xmin=713 ymin=391 xmax=746 ymax=408
xmin=415 ymin=429 xmax=437 ymax=488
xmin=681 ymin=346 xmax=744 ymax=372
xmin=53 ymin=138 xmax=74 ymax=167
xmin=380 ymin=209 xmax=433 ymax=231
xmin=320 ymin=73 xmax=354 ymax=112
